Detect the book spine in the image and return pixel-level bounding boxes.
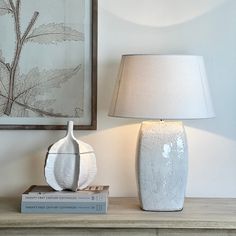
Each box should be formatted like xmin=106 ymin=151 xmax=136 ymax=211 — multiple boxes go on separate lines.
xmin=21 ymin=201 xmax=107 ymax=214
xmin=22 ymin=194 xmax=107 ymax=202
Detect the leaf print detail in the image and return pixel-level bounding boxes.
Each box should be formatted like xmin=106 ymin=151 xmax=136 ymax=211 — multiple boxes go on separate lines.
xmin=26 ymin=23 xmax=84 ymax=44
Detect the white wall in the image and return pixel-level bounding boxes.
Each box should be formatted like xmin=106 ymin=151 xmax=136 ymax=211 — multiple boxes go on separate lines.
xmin=1 ymin=0 xmax=236 ymax=198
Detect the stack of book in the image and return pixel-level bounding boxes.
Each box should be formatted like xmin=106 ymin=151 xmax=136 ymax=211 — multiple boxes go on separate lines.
xmin=21 ymin=185 xmax=109 ymax=214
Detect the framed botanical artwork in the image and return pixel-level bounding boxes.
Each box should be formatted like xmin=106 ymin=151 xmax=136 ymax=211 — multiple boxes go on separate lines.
xmin=0 ymin=0 xmax=97 ymax=130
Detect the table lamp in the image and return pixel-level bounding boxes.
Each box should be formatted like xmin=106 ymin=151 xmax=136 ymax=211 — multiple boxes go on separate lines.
xmin=109 ymin=55 xmax=215 ymax=211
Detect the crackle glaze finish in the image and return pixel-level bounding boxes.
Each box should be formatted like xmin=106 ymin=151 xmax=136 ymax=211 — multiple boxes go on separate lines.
xmin=137 ymin=121 xmax=188 ymax=211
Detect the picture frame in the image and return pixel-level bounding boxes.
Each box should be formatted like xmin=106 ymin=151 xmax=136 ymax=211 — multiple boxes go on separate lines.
xmin=0 ymin=0 xmax=97 ymax=130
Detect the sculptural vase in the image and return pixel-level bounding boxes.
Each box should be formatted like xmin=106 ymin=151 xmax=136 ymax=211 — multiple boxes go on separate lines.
xmin=45 ymin=121 xmax=97 ymax=191
xmin=137 ymin=121 xmax=188 ymax=211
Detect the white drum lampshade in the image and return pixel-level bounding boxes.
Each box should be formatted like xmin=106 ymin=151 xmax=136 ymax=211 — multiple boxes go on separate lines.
xmin=109 ymin=55 xmax=215 ymax=211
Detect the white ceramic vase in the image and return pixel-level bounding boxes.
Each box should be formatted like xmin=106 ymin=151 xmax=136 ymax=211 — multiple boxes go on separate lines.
xmin=137 ymin=121 xmax=188 ymax=211
xmin=44 ymin=121 xmax=97 ymax=191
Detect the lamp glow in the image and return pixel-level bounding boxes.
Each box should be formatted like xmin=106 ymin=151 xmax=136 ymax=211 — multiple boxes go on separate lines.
xmin=109 ymin=55 xmax=214 ymax=211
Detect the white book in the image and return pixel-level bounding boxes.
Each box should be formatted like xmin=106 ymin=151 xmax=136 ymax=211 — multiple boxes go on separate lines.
xmin=22 ymin=185 xmax=109 ymax=202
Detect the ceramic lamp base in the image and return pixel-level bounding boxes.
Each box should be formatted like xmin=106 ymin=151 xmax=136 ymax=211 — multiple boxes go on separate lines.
xmin=137 ymin=121 xmax=188 ymax=211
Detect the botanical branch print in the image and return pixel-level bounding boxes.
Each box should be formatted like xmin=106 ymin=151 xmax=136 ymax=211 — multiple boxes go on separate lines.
xmin=0 ymin=0 xmax=84 ymax=118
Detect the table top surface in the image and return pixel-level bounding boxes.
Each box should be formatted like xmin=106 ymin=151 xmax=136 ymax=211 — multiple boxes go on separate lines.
xmin=1 ymin=197 xmax=236 ymax=229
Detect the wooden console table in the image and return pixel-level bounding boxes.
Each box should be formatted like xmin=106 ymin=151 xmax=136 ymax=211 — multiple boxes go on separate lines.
xmin=0 ymin=197 xmax=236 ymax=235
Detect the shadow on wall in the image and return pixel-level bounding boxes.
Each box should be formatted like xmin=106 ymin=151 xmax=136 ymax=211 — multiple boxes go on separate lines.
xmin=80 ymin=123 xmax=140 ymax=197
xmin=0 ymin=130 xmax=66 ymax=196
xmin=99 ymin=0 xmax=236 ymax=141
xmin=185 ymin=118 xmax=236 ymax=142
xmin=100 ymin=0 xmax=229 ymax=28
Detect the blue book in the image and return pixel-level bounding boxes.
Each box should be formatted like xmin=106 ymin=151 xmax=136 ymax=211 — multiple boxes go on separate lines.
xmin=21 ymin=201 xmax=108 ymax=214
